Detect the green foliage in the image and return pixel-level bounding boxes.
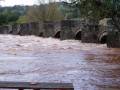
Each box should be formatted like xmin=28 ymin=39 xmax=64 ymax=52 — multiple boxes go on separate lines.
xmin=0 ymin=2 xmax=80 ymax=25
xmin=25 ymin=1 xmax=81 ymax=22
xmin=0 ymin=10 xmax=19 ymax=25
xmin=70 ymin=0 xmax=120 ymax=30
xmin=70 ymin=0 xmax=120 ymax=19
xmin=59 ymin=2 xmax=80 ymax=19
xmin=0 ymin=5 xmax=28 ymax=25
xmin=16 ymin=16 xmax=28 ymax=24
xmin=25 ymin=2 xmax=64 ymax=22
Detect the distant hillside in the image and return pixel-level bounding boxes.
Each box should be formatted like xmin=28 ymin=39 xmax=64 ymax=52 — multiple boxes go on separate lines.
xmin=0 ymin=2 xmax=80 ymax=25
xmin=0 ymin=5 xmax=29 ymax=25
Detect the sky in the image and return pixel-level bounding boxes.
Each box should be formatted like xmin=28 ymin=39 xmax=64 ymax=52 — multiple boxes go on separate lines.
xmin=0 ymin=0 xmax=37 ymax=6
xmin=0 ymin=0 xmax=67 ymax=7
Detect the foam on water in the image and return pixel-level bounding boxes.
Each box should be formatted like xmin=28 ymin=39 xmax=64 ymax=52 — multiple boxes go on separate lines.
xmin=0 ymin=35 xmax=106 ymax=56
xmin=0 ymin=35 xmax=119 ymax=90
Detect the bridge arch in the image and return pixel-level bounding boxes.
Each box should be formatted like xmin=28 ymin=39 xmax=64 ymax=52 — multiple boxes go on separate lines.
xmin=99 ymin=32 xmax=108 ymax=44
xmin=54 ymin=31 xmax=61 ymax=38
xmin=18 ymin=30 xmax=21 ymax=35
xmin=39 ymin=32 xmax=43 ymax=37
xmin=75 ymin=30 xmax=81 ymax=40
xmin=9 ymin=30 xmax=13 ymax=34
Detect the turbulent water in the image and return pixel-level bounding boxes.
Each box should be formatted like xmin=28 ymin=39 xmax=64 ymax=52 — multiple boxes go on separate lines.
xmin=0 ymin=35 xmax=120 ymax=90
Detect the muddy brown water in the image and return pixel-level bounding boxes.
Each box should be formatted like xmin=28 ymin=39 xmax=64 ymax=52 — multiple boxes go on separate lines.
xmin=0 ymin=35 xmax=120 ymax=90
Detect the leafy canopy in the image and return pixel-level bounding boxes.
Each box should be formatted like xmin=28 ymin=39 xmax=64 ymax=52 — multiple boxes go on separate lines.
xmin=70 ymin=0 xmax=120 ymax=20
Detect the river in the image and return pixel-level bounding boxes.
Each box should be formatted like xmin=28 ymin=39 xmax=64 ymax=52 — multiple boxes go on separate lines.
xmin=0 ymin=35 xmax=120 ymax=90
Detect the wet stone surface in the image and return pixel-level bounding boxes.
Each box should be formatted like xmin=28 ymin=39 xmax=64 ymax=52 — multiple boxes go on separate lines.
xmin=0 ymin=35 xmax=120 ymax=90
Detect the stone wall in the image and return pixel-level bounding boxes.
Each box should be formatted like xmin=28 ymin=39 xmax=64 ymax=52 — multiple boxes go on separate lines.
xmin=107 ymin=29 xmax=120 ymax=48
xmin=99 ymin=18 xmax=120 ymax=47
xmin=60 ymin=20 xmax=87 ymax=40
xmin=0 ymin=19 xmax=119 ymax=48
xmin=43 ymin=21 xmax=61 ymax=38
xmin=61 ymin=20 xmax=76 ymax=40
xmin=81 ymin=25 xmax=99 ymax=43
xmin=10 ymin=24 xmax=20 ymax=35
xmin=19 ymin=23 xmax=30 ymax=35
xmin=0 ymin=25 xmax=10 ymax=34
xmin=0 ymin=20 xmax=105 ymax=42
xmin=29 ymin=22 xmax=43 ymax=36
xmin=0 ymin=20 xmax=103 ymax=43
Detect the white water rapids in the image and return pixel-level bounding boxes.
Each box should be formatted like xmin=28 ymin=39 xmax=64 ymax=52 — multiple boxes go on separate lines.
xmin=0 ymin=35 xmax=120 ymax=90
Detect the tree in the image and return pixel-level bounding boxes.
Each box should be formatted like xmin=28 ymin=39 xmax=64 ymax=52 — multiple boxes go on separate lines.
xmin=70 ymin=0 xmax=120 ymax=30
xmin=26 ymin=0 xmax=64 ymax=22
xmin=0 ymin=9 xmax=19 ymax=25
xmin=0 ymin=5 xmax=28 ymax=25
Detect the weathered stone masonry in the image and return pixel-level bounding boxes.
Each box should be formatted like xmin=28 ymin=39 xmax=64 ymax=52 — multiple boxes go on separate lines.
xmin=81 ymin=25 xmax=99 ymax=43
xmin=0 ymin=20 xmax=119 ymax=48
xmin=61 ymin=20 xmax=83 ymax=40
xmin=43 ymin=21 xmax=61 ymax=38
xmin=107 ymin=28 xmax=120 ymax=48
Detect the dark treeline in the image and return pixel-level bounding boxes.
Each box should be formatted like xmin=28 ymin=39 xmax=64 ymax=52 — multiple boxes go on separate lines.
xmin=21 ymin=1 xmax=80 ymax=23
xmin=0 ymin=5 xmax=29 ymax=25
xmin=0 ymin=1 xmax=79 ymax=25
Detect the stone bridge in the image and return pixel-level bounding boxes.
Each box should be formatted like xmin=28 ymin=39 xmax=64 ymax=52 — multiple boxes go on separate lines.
xmin=98 ymin=25 xmax=109 ymax=44
xmin=0 ymin=20 xmax=119 ymax=47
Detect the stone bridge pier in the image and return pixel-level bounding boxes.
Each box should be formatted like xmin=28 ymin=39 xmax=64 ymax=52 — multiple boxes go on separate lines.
xmin=107 ymin=27 xmax=120 ymax=48
xmin=19 ymin=23 xmax=31 ymax=35
xmin=81 ymin=24 xmax=99 ymax=43
xmin=43 ymin=21 xmax=61 ymax=38
xmin=9 ymin=24 xmax=20 ymax=35
xmin=61 ymin=20 xmax=82 ymax=40
xmin=0 ymin=25 xmax=10 ymax=34
xmin=29 ymin=22 xmax=44 ymax=36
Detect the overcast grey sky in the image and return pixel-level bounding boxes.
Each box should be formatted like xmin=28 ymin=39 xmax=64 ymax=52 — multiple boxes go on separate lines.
xmin=0 ymin=0 xmax=36 ymax=6
xmin=0 ymin=0 xmax=67 ymax=6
